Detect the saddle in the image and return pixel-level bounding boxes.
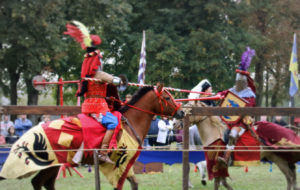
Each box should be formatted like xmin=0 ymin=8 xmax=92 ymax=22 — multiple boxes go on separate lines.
xmin=77 ymin=111 xmax=122 ymax=157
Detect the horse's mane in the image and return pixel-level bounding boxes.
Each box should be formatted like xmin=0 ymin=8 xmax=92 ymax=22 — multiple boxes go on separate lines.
xmin=119 ymin=86 xmax=154 ymax=114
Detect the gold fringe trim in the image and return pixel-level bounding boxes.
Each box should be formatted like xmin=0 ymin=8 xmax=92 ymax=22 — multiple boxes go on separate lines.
xmin=233 ymin=160 xmax=260 ymax=166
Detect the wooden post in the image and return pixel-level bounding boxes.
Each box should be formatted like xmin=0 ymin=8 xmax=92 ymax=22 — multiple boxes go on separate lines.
xmin=59 ymin=78 xmax=64 ymax=118
xmin=93 ymin=150 xmax=101 ymax=190
xmin=182 ymin=115 xmax=190 ymax=190
xmin=290 ymin=96 xmax=295 ymax=126
xmin=77 ymin=82 xmax=81 ymax=106
xmin=59 ymin=78 xmax=64 ymax=106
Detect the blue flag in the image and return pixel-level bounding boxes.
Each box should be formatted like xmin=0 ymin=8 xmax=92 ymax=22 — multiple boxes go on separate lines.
xmin=289 ymin=33 xmax=298 ymax=97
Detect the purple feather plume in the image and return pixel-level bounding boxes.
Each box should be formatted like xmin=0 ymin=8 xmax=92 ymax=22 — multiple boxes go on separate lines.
xmin=239 ymin=47 xmax=256 ymax=71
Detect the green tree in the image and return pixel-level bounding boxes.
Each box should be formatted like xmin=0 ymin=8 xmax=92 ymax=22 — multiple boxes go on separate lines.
xmin=236 ymin=0 xmax=300 ymax=106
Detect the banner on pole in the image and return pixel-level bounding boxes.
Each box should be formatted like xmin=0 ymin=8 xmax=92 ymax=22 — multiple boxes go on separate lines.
xmin=289 ymin=33 xmax=298 ymax=97
xmin=138 ymin=30 xmax=146 ymax=85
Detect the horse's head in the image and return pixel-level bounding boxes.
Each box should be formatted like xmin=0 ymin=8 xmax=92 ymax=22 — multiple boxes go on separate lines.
xmin=181 ymin=101 xmax=205 ymax=123
xmin=119 ymin=83 xmax=184 ymax=118
xmin=153 ymin=83 xmax=184 ymax=119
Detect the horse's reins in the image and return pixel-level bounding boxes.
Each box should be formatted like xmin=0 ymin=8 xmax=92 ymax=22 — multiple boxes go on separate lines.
xmin=104 ymin=88 xmax=181 ymax=117
xmin=98 ymin=88 xmax=180 ymax=146
xmin=197 ymin=116 xmax=209 ymax=123
xmin=121 ymin=116 xmax=143 ymax=146
xmin=187 ymin=109 xmax=208 ymax=124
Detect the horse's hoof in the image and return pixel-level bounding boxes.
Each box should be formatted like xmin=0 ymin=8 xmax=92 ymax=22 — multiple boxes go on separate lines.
xmin=201 ymin=180 xmax=207 ymax=186
xmin=188 ymin=182 xmax=194 ymax=188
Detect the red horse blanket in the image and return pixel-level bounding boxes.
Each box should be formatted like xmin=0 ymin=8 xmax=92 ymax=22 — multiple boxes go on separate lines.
xmin=78 ymin=112 xmax=122 ymax=157
xmin=0 ymin=112 xmax=141 ymax=190
xmin=43 ymin=112 xmax=122 ymax=163
xmin=255 ymin=121 xmax=300 ymax=163
xmin=204 ymin=139 xmax=229 ymax=180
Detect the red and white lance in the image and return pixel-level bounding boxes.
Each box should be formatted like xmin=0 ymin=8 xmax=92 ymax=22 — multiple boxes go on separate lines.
xmin=82 ymin=77 xmax=223 ymax=102
xmin=32 ymin=76 xmax=223 ymax=102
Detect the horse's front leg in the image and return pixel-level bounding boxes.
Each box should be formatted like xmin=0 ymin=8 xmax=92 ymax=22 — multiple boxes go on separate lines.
xmin=127 ymin=175 xmax=138 ymax=190
xmin=289 ymin=163 xmax=300 ymax=190
xmin=31 ymin=166 xmax=60 ymax=190
xmin=214 ymin=177 xmax=221 ymax=190
xmin=220 ymin=177 xmax=234 ymax=190
xmin=269 ymin=155 xmax=293 ymax=190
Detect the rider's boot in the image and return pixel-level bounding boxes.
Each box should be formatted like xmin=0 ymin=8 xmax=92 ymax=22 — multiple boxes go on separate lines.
xmin=99 ymin=129 xmax=115 ymax=164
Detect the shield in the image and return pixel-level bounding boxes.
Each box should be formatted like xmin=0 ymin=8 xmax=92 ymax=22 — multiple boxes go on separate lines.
xmin=32 ymin=75 xmax=46 ymax=91
xmin=220 ymin=91 xmax=248 ymax=124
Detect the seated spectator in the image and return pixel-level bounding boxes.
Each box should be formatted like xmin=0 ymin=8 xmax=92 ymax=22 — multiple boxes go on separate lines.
xmin=260 ymin=115 xmax=268 ymax=121
xmin=294 ymin=117 xmax=300 ymax=128
xmin=273 ymin=116 xmax=287 ymax=127
xmin=5 ymin=127 xmax=19 ymax=144
xmin=14 ymin=115 xmax=32 ymax=136
xmin=38 ymin=115 xmax=51 ymax=125
xmin=174 ymin=120 xmax=183 ymax=149
xmin=0 ymin=114 xmax=14 ymax=137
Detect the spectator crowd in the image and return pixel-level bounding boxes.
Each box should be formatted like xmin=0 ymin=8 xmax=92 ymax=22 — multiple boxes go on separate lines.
xmin=0 ymin=114 xmax=52 ymax=145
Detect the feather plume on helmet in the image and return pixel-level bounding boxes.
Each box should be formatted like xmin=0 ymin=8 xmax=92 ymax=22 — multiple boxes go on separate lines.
xmin=235 ymin=47 xmax=256 ymax=93
xmin=64 ymin=20 xmax=101 ymax=50
xmin=64 ymin=21 xmax=103 ymax=96
xmin=236 ymin=47 xmax=256 ymax=75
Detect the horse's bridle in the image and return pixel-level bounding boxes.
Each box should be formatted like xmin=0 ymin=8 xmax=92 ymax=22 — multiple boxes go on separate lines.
xmin=103 ymin=87 xmax=180 ymax=117
xmin=190 ymin=114 xmax=208 ymax=125
xmin=119 ymin=88 xmax=181 ymax=146
xmin=198 ymin=116 xmax=209 ymax=123
xmin=114 ymin=88 xmax=181 ymax=117
xmin=154 ymin=88 xmax=181 ymax=117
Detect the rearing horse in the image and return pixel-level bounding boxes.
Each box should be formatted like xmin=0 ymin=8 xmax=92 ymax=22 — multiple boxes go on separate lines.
xmin=0 ymin=84 xmax=184 ymax=190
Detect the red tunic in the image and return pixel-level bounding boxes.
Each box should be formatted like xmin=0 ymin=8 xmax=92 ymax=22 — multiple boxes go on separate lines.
xmin=81 ymin=80 xmax=109 ymax=115
xmin=80 ymin=49 xmax=110 ymax=115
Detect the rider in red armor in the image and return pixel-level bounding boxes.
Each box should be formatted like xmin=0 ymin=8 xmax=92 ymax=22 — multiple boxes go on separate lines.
xmin=218 ymin=47 xmax=260 ymax=167
xmin=65 ymin=21 xmax=122 ymax=164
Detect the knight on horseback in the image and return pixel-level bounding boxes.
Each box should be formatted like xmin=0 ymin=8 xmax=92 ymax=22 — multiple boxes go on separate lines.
xmin=218 ymin=47 xmax=260 ymax=167
xmin=64 ymin=21 xmax=123 ymax=164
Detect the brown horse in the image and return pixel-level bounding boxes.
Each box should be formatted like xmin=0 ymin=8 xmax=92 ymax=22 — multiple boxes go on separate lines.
xmin=0 ymin=84 xmax=184 ymax=190
xmin=181 ymin=102 xmax=233 ymax=190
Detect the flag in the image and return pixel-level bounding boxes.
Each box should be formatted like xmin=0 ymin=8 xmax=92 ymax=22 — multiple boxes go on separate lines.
xmin=138 ymin=30 xmax=146 ymax=85
xmin=289 ymin=33 xmax=298 ymax=97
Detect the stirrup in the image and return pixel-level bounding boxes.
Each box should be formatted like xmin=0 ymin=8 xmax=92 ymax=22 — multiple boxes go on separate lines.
xmin=99 ymin=154 xmax=115 ymax=164
xmin=217 ymin=156 xmax=228 ymax=168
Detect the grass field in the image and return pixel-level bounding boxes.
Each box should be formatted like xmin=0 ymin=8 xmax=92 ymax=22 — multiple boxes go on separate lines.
xmin=1 ymin=162 xmax=295 ymax=190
